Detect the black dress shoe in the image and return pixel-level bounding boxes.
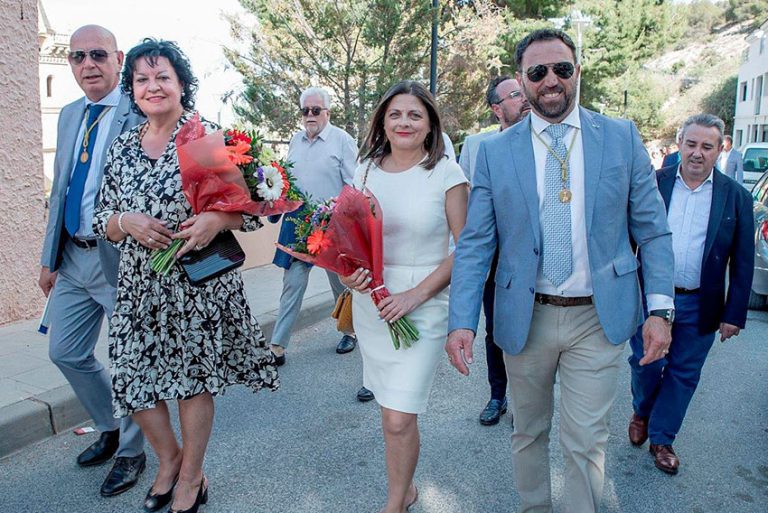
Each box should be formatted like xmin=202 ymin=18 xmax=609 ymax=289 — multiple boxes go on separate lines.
xmin=356 ymin=386 xmax=375 ymax=402
xmin=144 ymin=476 xmax=178 ymax=512
xmin=272 ymin=351 xmax=286 ymax=366
xmin=336 ymin=334 xmax=357 ymax=354
xmin=77 ymin=429 xmax=120 ymax=467
xmin=479 ymin=398 xmax=508 ymax=426
xmin=100 ymin=452 xmax=146 ymax=497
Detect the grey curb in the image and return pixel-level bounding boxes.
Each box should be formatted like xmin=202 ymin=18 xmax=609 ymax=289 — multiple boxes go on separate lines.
xmin=0 ymin=293 xmax=335 ymax=459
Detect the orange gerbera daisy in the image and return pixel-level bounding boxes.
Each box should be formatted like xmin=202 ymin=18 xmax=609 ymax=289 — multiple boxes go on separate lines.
xmin=226 ymin=141 xmax=254 ymax=165
xmin=307 ymin=229 xmax=330 ymax=255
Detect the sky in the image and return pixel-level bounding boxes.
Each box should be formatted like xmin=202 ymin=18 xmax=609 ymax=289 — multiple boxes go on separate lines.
xmin=43 ymin=0 xmax=250 ymax=125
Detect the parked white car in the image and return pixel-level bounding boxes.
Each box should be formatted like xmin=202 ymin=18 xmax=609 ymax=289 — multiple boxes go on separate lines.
xmin=742 ymin=142 xmax=768 ymax=186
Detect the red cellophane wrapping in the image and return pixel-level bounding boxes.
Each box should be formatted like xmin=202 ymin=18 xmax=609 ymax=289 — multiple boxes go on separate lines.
xmin=176 ymin=113 xmax=259 ymax=214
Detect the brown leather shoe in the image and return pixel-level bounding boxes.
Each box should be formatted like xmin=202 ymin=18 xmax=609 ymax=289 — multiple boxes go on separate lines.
xmin=649 ymin=444 xmax=680 ymax=475
xmin=628 ymin=413 xmax=649 ymax=446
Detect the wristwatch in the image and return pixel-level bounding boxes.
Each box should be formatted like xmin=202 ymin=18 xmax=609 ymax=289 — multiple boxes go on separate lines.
xmin=649 ymin=309 xmax=675 ymax=325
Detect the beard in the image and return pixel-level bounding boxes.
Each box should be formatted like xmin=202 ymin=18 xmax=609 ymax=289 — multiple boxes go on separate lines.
xmin=523 ymin=83 xmax=575 ymax=121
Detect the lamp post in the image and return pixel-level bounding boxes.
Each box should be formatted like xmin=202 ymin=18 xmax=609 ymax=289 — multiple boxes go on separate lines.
xmin=429 ymin=0 xmax=438 ymax=95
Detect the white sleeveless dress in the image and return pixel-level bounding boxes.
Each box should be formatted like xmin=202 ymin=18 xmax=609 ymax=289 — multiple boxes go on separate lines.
xmin=351 ymin=157 xmax=468 ymax=414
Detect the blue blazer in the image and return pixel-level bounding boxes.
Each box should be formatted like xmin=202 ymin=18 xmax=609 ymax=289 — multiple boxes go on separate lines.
xmin=40 ymin=94 xmax=143 ymax=287
xmin=660 ymin=151 xmax=680 ymax=170
xmin=448 ymin=107 xmax=674 ymax=355
xmin=656 ymin=166 xmax=754 ymax=333
xmin=270 ymin=211 xmax=305 ymax=270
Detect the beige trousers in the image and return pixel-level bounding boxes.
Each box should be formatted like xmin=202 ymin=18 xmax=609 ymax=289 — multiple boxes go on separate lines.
xmin=503 ymin=302 xmax=625 ymax=513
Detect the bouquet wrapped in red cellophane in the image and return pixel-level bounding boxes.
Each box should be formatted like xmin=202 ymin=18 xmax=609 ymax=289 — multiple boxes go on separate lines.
xmin=150 ymin=114 xmax=304 ymax=274
xmin=276 ymin=185 xmax=419 ymax=349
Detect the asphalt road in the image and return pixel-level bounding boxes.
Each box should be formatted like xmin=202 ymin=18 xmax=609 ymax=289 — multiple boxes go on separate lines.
xmin=1 ymin=310 xmax=767 ymax=513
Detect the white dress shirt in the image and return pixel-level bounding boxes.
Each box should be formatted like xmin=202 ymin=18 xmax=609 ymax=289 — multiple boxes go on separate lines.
xmin=530 ymin=109 xmax=673 ymax=311
xmin=530 ymin=109 xmax=592 ymax=297
xmin=718 ymin=150 xmax=730 ymax=173
xmin=68 ymin=86 xmax=121 ymax=238
xmin=668 ymin=169 xmax=713 ymax=289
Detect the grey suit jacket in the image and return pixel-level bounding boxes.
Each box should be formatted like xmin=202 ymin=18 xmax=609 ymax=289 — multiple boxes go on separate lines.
xmin=458 ymin=130 xmax=496 ymax=182
xmin=720 ymin=149 xmax=743 ymax=184
xmin=40 ymin=93 xmax=143 ymax=287
xmin=449 ymin=107 xmax=674 ymax=354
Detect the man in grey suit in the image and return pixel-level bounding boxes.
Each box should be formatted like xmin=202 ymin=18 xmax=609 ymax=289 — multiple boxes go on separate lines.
xmin=459 ymin=76 xmax=530 ymax=427
xmin=446 ymin=29 xmax=674 ymax=512
xmin=718 ymin=135 xmax=743 ymax=183
xmin=38 ymin=25 xmax=145 ymax=497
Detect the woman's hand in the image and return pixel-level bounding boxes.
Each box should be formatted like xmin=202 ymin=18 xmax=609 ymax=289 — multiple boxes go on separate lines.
xmin=122 ymin=212 xmax=174 ymax=250
xmin=377 ymin=289 xmax=426 ymax=323
xmin=341 ymin=267 xmax=372 ymax=293
xmin=173 ymin=212 xmax=243 ymax=258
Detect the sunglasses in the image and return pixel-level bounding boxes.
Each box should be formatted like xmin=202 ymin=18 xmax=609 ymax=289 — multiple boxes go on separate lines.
xmin=525 ymin=62 xmax=575 ymax=83
xmin=494 ymin=90 xmax=523 ymax=104
xmin=300 ymin=106 xmax=328 ymax=116
xmin=67 ymin=49 xmax=116 ymax=65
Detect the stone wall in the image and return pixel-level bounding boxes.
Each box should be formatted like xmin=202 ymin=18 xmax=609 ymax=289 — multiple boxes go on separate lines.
xmin=0 ymin=0 xmax=46 ymax=324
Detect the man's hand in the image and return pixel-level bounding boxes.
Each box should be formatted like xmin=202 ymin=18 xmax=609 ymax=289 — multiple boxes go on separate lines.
xmin=719 ymin=322 xmax=740 ymax=342
xmin=38 ymin=266 xmax=57 ymax=297
xmin=639 ymin=316 xmax=672 ymax=365
xmin=445 ymin=329 xmax=475 ymax=376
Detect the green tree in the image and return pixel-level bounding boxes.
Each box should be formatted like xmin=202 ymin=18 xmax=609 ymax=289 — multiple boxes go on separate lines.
xmin=700 ymin=75 xmax=738 ymax=134
xmin=725 ymin=0 xmax=768 ymax=27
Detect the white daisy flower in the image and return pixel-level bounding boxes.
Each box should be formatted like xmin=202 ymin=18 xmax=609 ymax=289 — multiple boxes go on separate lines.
xmin=257 ymin=165 xmax=284 ymax=201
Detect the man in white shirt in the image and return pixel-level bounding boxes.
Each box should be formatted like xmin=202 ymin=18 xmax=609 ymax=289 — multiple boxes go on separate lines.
xmin=628 ymin=114 xmax=753 ymax=475
xmin=717 ymin=134 xmax=743 ymax=183
xmin=458 ymin=76 xmax=530 ymax=427
xmin=38 ymin=25 xmax=145 ymax=497
xmin=447 ymin=29 xmax=674 ymax=513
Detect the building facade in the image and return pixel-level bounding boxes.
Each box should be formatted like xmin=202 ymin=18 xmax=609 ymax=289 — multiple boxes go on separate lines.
xmin=734 ymin=19 xmax=768 ymax=148
xmin=0 ymin=0 xmax=46 ymax=324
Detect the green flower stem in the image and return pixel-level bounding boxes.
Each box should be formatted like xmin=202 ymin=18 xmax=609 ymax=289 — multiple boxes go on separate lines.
xmin=150 ymin=239 xmax=184 ymax=275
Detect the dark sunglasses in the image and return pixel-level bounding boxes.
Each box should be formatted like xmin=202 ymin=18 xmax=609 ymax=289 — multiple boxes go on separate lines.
xmin=525 ymin=62 xmax=575 ymax=83
xmin=67 ymin=49 xmax=115 ymax=65
xmin=300 ymin=106 xmax=328 ymax=116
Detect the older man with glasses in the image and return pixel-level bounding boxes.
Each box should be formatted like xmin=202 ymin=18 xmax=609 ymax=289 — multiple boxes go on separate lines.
xmin=39 ymin=24 xmax=145 ymax=498
xmin=269 ymin=87 xmax=359 ymax=369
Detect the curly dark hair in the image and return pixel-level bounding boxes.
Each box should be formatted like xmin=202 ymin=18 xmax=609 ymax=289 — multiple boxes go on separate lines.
xmin=121 ymin=38 xmax=198 ymax=116
xmin=359 ymin=80 xmax=445 ymax=171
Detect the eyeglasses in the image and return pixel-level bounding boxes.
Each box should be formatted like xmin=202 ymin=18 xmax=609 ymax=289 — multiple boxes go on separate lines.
xmin=67 ymin=49 xmax=116 ymax=65
xmin=494 ymin=90 xmax=523 ymax=104
xmin=300 ymin=106 xmax=328 ymax=116
xmin=525 ymin=62 xmax=575 ymax=83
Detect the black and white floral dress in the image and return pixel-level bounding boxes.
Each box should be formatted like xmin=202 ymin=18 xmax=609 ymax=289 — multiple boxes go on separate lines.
xmin=94 ymin=111 xmax=279 ymax=417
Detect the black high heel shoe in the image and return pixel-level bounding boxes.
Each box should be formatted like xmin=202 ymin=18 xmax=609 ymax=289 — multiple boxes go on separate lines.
xmin=143 ymin=476 xmax=178 ymax=512
xmin=170 ymin=478 xmax=208 ymax=513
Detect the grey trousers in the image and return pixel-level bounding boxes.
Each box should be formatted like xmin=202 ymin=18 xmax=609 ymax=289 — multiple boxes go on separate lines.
xmin=271 ymin=260 xmax=345 ymax=348
xmin=48 ymin=241 xmax=143 ymax=457
xmin=503 ymin=302 xmax=625 ymax=513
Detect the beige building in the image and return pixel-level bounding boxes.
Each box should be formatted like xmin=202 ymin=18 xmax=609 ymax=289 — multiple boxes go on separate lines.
xmin=0 ymin=0 xmax=46 ymax=325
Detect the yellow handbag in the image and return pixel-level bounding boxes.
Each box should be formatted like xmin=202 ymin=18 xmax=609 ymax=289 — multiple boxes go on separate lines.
xmin=331 ymin=289 xmax=354 ymax=334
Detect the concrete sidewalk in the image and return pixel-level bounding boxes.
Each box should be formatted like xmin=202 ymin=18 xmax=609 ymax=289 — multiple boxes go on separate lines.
xmin=0 ymin=264 xmax=336 ymax=459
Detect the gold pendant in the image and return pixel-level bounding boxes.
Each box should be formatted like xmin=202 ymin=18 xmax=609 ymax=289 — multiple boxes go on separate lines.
xmin=80 ymin=150 xmax=89 ymax=163
xmin=559 ymin=188 xmax=572 ymax=203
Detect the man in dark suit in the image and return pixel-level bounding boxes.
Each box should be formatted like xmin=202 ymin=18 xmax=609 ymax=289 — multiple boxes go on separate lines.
xmin=39 ymin=25 xmax=145 ymax=496
xmin=660 ymin=128 xmax=682 ymax=169
xmin=627 ymin=113 xmax=754 ymax=475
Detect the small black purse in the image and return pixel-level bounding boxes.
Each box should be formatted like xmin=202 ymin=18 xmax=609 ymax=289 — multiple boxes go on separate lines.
xmin=178 ymin=230 xmax=246 ymax=286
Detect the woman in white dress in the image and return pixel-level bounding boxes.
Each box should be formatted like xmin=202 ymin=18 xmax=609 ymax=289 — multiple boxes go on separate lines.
xmin=341 ymin=81 xmax=469 ymax=513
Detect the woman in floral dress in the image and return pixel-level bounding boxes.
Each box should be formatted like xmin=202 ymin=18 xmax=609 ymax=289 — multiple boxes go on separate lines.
xmin=93 ymin=39 xmax=278 ymax=513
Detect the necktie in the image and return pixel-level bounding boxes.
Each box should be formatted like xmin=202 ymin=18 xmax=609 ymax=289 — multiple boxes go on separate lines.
xmin=64 ymin=104 xmax=106 ymax=237
xmin=541 ymin=123 xmax=572 ymax=287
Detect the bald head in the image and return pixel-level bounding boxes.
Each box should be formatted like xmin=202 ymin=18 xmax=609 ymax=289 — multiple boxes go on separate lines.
xmin=68 ymin=25 xmax=123 ymax=102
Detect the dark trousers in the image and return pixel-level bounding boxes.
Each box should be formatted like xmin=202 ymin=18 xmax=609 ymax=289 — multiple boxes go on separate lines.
xmin=628 ymin=293 xmax=716 ymax=445
xmin=483 ymin=252 xmax=507 ymax=401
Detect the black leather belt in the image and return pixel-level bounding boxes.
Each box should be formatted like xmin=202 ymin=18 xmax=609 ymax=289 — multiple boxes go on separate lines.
xmin=674 ymin=287 xmax=700 ymax=295
xmin=535 ymin=293 xmax=593 ymax=307
xmin=70 ymin=236 xmax=98 ymax=249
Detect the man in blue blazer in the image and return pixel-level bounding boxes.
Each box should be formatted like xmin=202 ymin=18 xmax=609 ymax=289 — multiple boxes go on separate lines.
xmin=627 ymin=114 xmax=754 ymax=475
xmin=446 ymin=29 xmax=674 ymax=513
xmin=717 ymin=135 xmax=743 ymax=184
xmin=38 ymin=25 xmax=144 ymax=497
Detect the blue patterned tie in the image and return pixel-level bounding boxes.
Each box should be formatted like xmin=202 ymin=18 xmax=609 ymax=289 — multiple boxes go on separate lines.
xmin=541 ymin=123 xmax=572 ymax=287
xmin=64 ymin=104 xmax=106 ymax=236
